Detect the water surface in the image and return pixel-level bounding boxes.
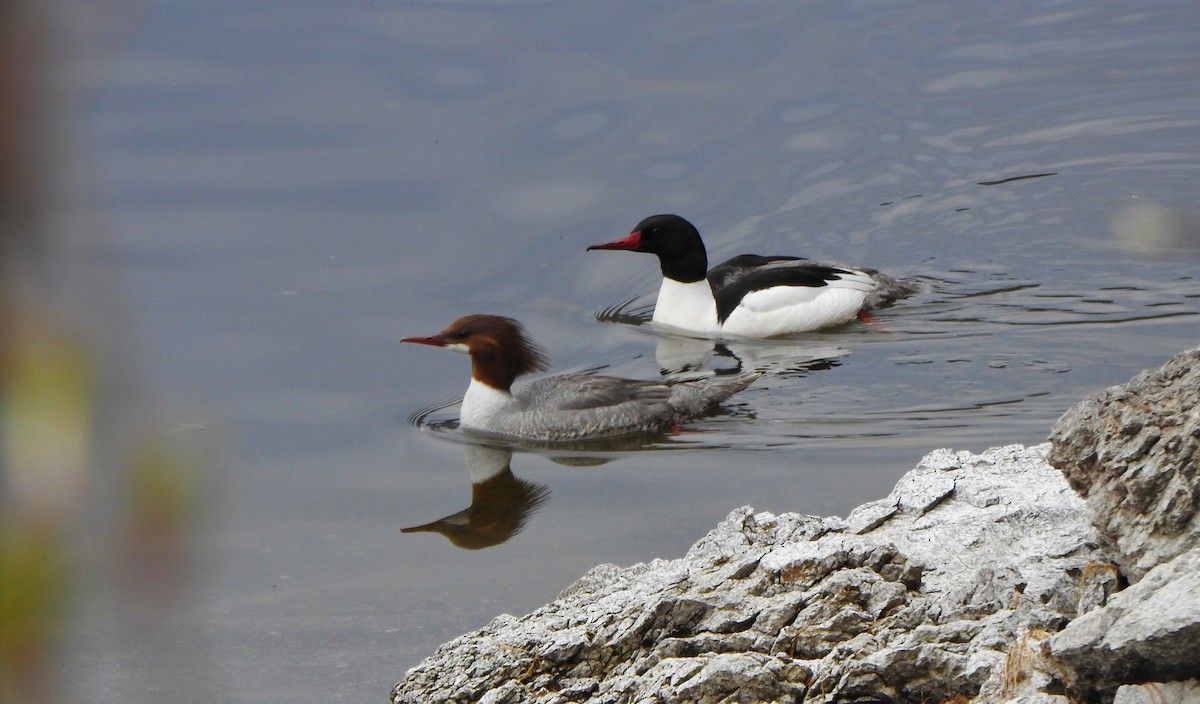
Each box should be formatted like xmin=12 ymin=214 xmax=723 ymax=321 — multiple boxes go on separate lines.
xmin=85 ymin=1 xmax=1199 ymax=701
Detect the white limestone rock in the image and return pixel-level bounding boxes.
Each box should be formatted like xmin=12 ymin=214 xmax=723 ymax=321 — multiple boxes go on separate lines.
xmin=1048 ymin=346 xmax=1200 ymax=582
xmin=1050 ymin=547 xmax=1200 ymax=700
xmin=391 ymin=444 xmax=1105 ymax=703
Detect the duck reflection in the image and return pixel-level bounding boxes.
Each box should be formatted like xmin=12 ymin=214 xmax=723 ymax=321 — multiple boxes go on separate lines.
xmin=594 ymin=300 xmax=851 ymax=378
xmin=402 ymin=444 xmax=550 ymax=550
xmin=653 ymin=335 xmax=849 ymax=378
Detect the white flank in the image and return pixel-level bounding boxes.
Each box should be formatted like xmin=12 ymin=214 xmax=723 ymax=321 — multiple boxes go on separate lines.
xmin=722 ymin=286 xmax=867 ymax=337
xmin=653 ymin=269 xmax=877 ymax=338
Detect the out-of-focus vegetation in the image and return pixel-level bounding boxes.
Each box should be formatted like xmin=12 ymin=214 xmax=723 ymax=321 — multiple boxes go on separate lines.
xmin=2 ymin=2 xmax=214 ymax=701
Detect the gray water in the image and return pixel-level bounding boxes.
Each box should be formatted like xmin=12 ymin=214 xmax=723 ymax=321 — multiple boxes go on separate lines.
xmin=84 ymin=1 xmax=1199 ymax=701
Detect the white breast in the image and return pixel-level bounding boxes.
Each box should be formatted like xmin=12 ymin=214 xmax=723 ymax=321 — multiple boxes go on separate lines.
xmin=651 ymin=278 xmax=720 ymax=335
xmin=460 ymin=378 xmax=519 ymax=431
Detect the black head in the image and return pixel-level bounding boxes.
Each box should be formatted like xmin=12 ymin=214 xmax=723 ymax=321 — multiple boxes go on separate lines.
xmin=587 ymin=214 xmax=709 ymax=283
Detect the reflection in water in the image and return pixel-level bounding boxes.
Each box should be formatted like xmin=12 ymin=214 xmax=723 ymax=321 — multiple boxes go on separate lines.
xmin=402 ymin=445 xmax=550 ymax=550
xmin=596 ymin=297 xmax=851 ymax=378
xmin=654 ymin=335 xmax=848 ymax=378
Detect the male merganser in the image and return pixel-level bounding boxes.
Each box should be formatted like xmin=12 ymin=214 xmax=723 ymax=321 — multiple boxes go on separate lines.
xmin=401 ymin=314 xmax=757 ymax=442
xmin=588 ymin=214 xmax=920 ymax=338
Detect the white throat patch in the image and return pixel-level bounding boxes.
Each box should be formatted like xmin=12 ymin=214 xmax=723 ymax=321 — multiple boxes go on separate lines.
xmin=460 ymin=378 xmax=516 ymax=430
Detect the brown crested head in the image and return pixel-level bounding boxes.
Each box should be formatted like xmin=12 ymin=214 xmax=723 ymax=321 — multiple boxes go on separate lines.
xmin=419 ymin=314 xmax=549 ymax=391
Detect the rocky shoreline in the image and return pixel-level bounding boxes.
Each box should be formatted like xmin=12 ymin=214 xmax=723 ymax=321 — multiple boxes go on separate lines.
xmin=391 ymin=347 xmax=1200 ymax=704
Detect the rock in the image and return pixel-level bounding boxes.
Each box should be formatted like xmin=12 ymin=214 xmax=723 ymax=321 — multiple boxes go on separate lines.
xmin=391 ymin=445 xmax=1106 ymax=703
xmin=1043 ymin=346 xmax=1200 ymax=702
xmin=1048 ymin=346 xmax=1200 ymax=582
xmin=1112 ymin=679 xmax=1200 ymax=704
xmin=1049 ymin=546 xmax=1200 ymax=700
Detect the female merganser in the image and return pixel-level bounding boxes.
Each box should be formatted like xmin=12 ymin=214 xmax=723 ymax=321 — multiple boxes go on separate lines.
xmin=401 ymin=445 xmax=550 ymax=550
xmin=402 ymin=314 xmax=757 ymax=442
xmin=588 ymin=214 xmax=920 ymax=338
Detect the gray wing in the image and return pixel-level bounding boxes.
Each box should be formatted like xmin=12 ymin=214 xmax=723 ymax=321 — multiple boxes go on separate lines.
xmin=504 ymin=373 xmax=754 ymax=441
xmin=527 ymin=375 xmax=672 ymax=411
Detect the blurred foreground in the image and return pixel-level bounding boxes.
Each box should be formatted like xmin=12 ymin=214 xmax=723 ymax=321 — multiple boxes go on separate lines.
xmin=1 ymin=3 xmax=218 ymax=702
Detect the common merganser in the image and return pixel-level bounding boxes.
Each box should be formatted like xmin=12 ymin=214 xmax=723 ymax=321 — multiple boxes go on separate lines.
xmin=588 ymin=214 xmax=920 ymax=338
xmin=401 ymin=445 xmax=550 ymax=550
xmin=401 ymin=314 xmax=757 ymax=442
